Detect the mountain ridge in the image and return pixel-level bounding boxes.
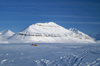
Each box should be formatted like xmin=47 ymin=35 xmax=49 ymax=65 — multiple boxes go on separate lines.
xmin=0 ymin=30 xmax=15 ymax=43
xmin=0 ymin=30 xmax=15 ymax=36
xmin=88 ymin=33 xmax=100 ymax=41
xmin=7 ymin=22 xmax=95 ymax=43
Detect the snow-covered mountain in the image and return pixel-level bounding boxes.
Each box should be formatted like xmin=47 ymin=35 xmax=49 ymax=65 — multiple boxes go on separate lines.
xmin=69 ymin=28 xmax=93 ymax=40
xmin=0 ymin=30 xmax=15 ymax=36
xmin=0 ymin=30 xmax=15 ymax=43
xmin=8 ymin=22 xmax=95 ymax=43
xmin=88 ymin=33 xmax=100 ymax=41
xmin=0 ymin=30 xmax=15 ymax=39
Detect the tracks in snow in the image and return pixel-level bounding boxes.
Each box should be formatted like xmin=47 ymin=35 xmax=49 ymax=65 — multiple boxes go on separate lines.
xmin=33 ymin=54 xmax=88 ymax=66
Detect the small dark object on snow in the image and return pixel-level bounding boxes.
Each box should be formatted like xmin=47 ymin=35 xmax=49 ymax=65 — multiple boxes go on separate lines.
xmin=31 ymin=44 xmax=37 ymax=46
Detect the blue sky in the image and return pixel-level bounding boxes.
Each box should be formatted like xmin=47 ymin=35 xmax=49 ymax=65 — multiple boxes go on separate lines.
xmin=0 ymin=0 xmax=100 ymax=34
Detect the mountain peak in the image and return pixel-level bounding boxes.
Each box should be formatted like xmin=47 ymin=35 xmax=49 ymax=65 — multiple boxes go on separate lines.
xmin=69 ymin=28 xmax=79 ymax=33
xmin=0 ymin=30 xmax=15 ymax=36
xmin=0 ymin=30 xmax=9 ymax=35
xmin=34 ymin=22 xmax=60 ymax=27
xmin=20 ymin=22 xmax=65 ymax=35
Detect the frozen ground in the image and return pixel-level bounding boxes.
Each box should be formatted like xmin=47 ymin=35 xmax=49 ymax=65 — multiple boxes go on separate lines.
xmin=0 ymin=43 xmax=100 ymax=66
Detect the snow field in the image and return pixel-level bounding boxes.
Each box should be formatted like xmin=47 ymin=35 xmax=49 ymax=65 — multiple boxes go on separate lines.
xmin=0 ymin=43 xmax=100 ymax=66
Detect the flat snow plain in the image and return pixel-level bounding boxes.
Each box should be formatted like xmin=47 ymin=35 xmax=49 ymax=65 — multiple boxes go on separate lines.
xmin=0 ymin=43 xmax=100 ymax=66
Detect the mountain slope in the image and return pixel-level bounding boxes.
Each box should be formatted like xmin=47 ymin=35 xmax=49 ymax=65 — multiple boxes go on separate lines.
xmin=18 ymin=22 xmax=71 ymax=36
xmin=0 ymin=30 xmax=15 ymax=39
xmin=8 ymin=22 xmax=95 ymax=43
xmin=69 ymin=28 xmax=93 ymax=40
xmin=88 ymin=33 xmax=100 ymax=41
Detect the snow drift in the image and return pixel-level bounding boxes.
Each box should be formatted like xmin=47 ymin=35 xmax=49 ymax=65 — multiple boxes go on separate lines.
xmin=0 ymin=43 xmax=100 ymax=66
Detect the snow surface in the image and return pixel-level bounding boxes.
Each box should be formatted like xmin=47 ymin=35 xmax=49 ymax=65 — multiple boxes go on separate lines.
xmin=0 ymin=43 xmax=100 ymax=66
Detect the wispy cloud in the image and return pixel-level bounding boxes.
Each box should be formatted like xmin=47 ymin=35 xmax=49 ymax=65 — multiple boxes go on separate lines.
xmin=0 ymin=21 xmax=100 ymax=25
xmin=34 ymin=15 xmax=100 ymax=18
xmin=0 ymin=11 xmax=100 ymax=19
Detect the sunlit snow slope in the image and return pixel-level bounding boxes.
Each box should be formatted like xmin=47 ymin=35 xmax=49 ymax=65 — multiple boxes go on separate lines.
xmin=0 ymin=30 xmax=15 ymax=36
xmin=0 ymin=30 xmax=15 ymax=43
xmin=0 ymin=30 xmax=15 ymax=39
xmin=8 ymin=22 xmax=95 ymax=43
